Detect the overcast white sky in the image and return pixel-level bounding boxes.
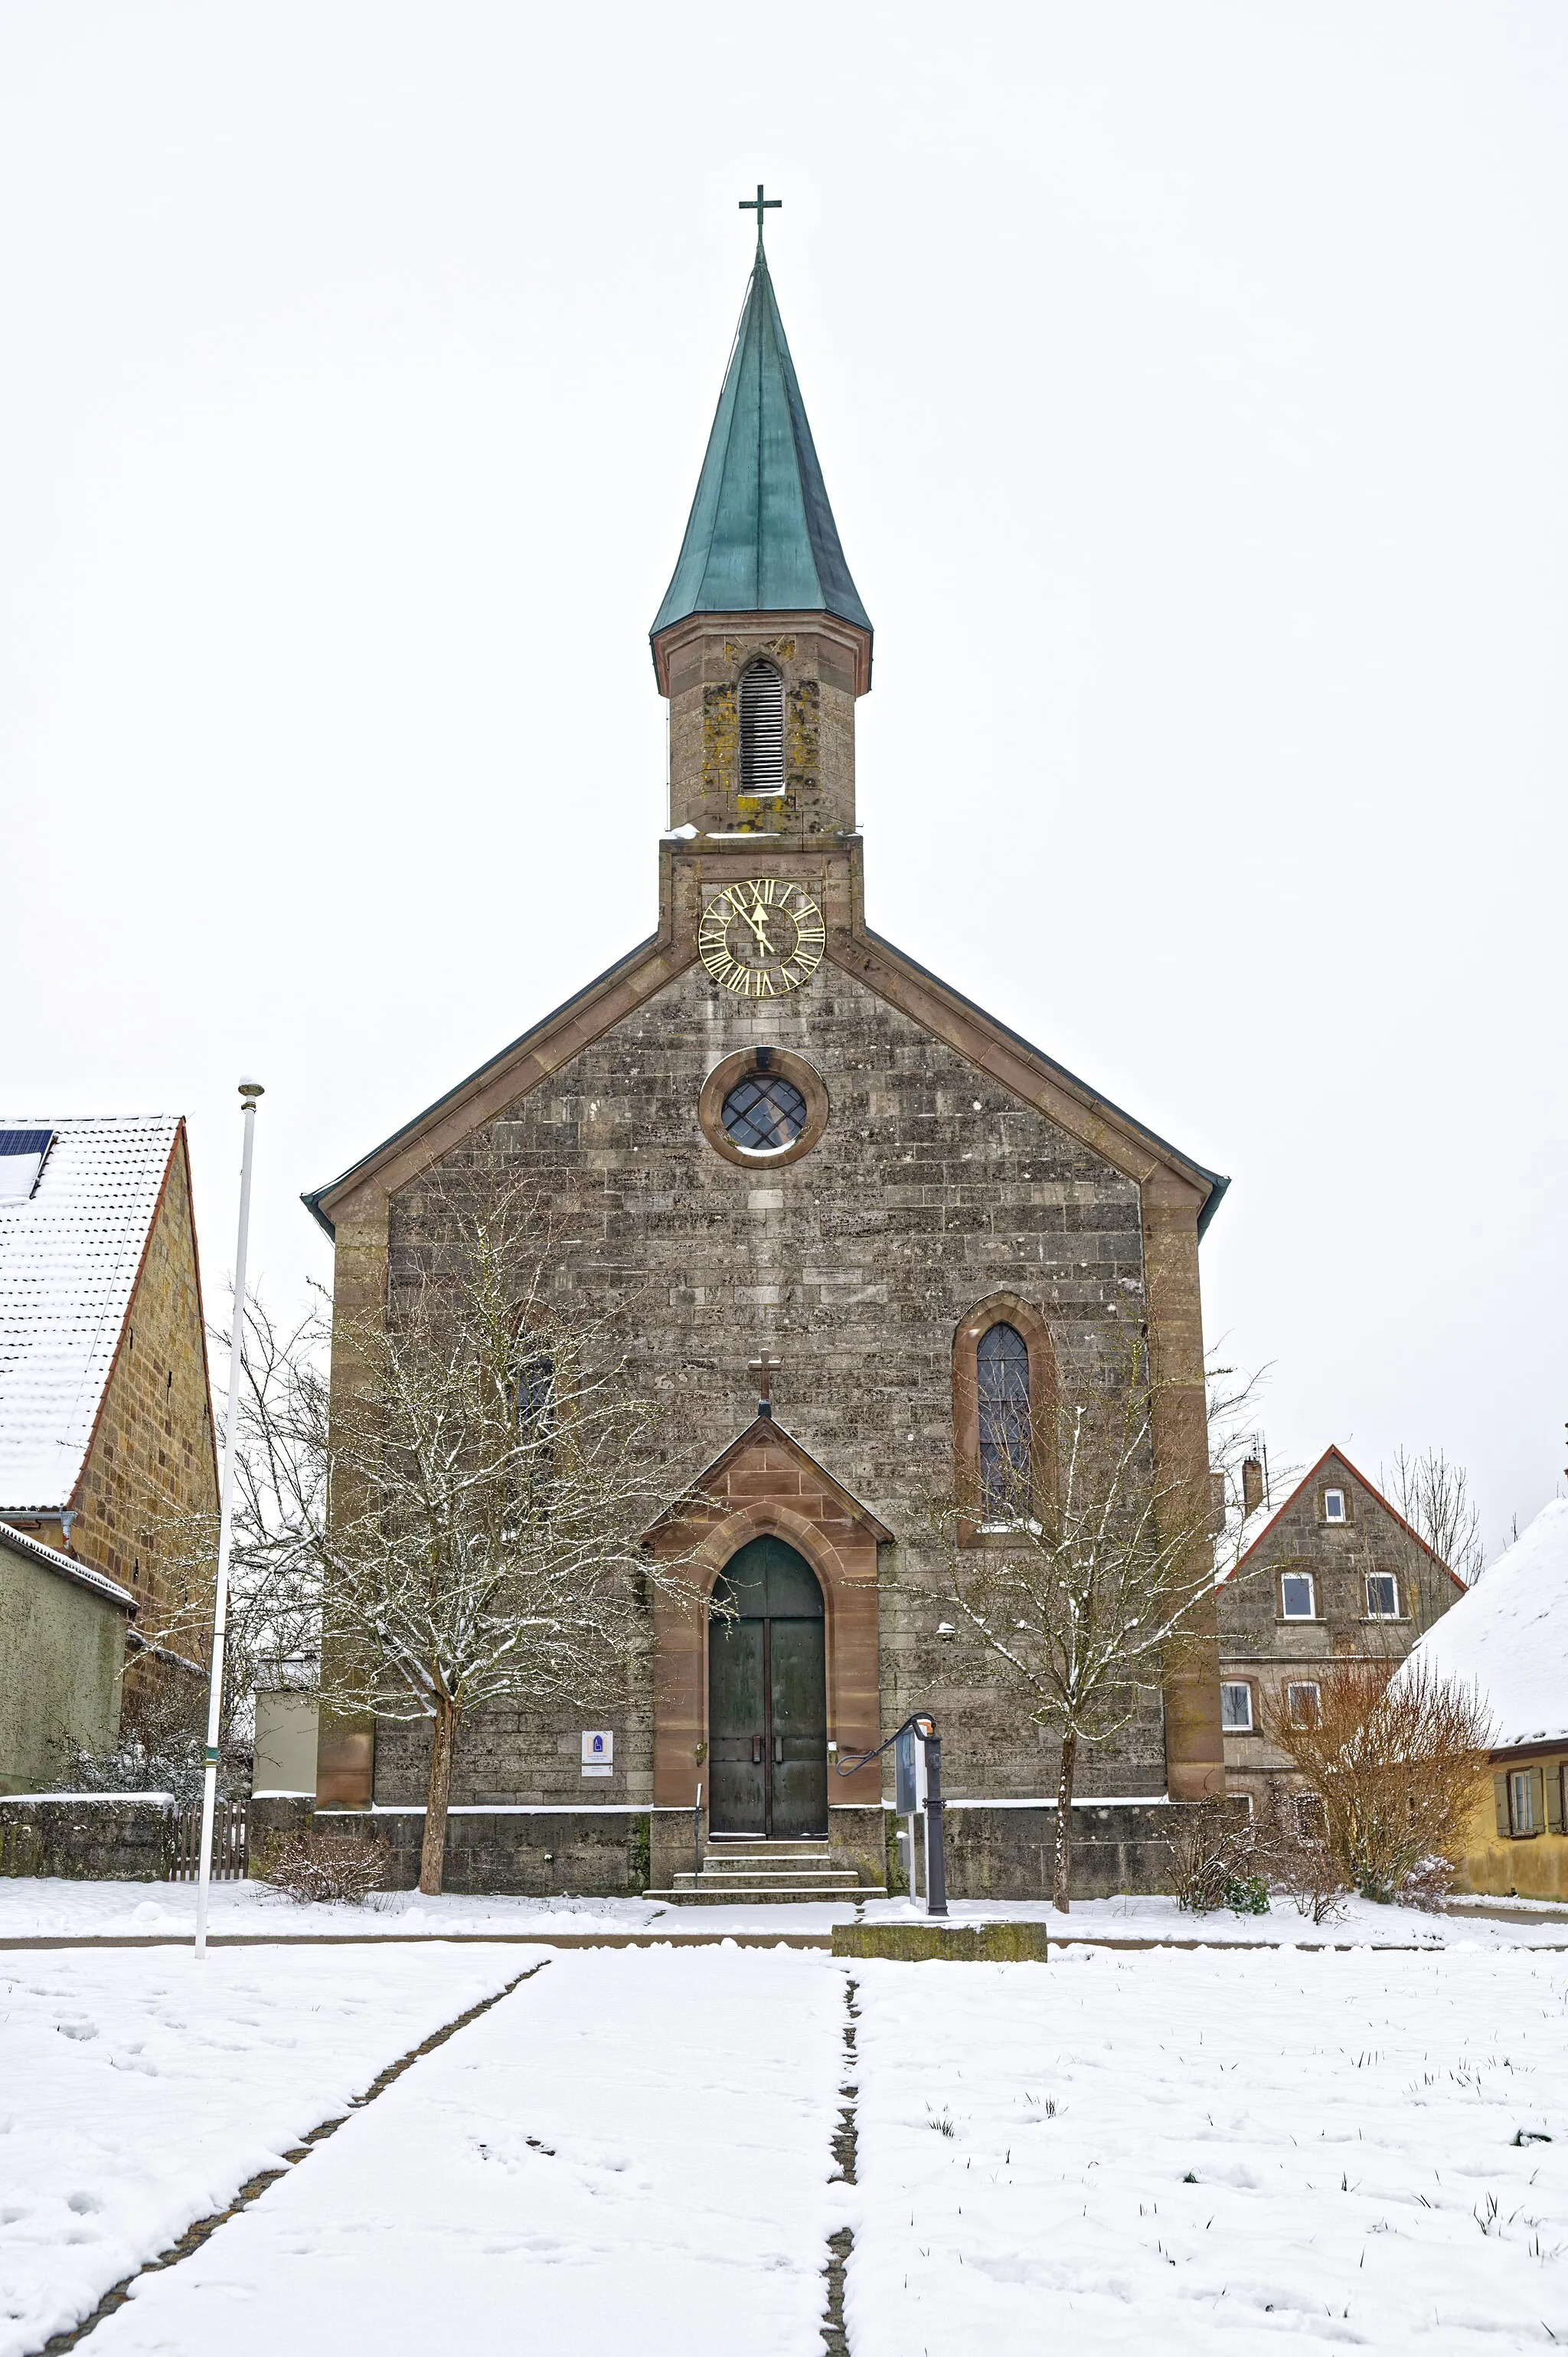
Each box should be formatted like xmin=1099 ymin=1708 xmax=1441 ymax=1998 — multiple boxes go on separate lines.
xmin=4 ymin=2 xmax=1563 ymax=1551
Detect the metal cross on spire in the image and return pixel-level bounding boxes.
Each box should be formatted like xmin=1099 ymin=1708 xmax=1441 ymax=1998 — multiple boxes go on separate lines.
xmin=739 ymin=183 xmax=781 ymax=253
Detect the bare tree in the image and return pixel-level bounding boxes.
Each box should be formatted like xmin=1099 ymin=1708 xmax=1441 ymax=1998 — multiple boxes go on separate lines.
xmin=1385 ymin=1445 xmax=1485 ymax=1595
xmin=900 ymin=1335 xmax=1272 ymax=1913
xmin=127 ymin=1293 xmax=332 ymax=1753
xmin=318 ymin=1165 xmax=709 ymax=1893
xmin=1261 ymin=1656 xmax=1492 ymax=1901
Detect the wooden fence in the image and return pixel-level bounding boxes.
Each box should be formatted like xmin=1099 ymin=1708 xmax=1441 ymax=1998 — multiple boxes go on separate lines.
xmin=169 ymin=1798 xmax=248 ymax=1881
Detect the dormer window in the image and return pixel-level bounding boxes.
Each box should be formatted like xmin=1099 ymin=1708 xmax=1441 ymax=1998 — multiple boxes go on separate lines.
xmin=1323 ymin=1487 xmax=1347 ymax=1524
xmin=739 ymin=659 xmax=786 ymax=795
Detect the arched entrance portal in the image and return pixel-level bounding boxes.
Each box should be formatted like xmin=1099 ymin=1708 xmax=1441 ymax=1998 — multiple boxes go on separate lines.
xmin=707 ymin=1535 xmax=828 ymax=1837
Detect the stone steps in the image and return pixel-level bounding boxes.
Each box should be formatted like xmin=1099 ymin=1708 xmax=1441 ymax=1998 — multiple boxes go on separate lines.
xmin=646 ymin=1885 xmax=887 ymax=1906
xmin=650 ymin=1836 xmax=880 ymax=1905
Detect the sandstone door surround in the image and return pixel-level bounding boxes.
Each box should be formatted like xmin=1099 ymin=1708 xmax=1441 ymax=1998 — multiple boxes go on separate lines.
xmin=645 ymin=1417 xmax=889 ymax=1812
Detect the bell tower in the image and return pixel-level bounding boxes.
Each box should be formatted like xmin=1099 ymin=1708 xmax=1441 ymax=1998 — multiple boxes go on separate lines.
xmin=650 ymin=206 xmax=872 ymax=843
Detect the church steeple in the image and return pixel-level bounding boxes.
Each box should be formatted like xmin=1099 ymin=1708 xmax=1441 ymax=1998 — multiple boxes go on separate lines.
xmin=651 ymin=246 xmax=872 ymax=651
xmin=652 ymin=218 xmax=871 ymax=839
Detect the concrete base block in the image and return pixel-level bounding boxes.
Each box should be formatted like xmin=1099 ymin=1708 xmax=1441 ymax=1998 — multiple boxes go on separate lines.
xmin=832 ymin=1919 xmax=1051 ymax=1963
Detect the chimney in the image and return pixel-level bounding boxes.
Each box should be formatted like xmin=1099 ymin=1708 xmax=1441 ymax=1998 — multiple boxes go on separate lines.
xmin=1242 ymin=1457 xmax=1265 ymax=1518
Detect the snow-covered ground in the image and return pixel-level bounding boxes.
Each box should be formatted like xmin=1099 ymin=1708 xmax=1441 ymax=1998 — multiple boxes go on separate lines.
xmin=5 ymin=1875 xmax=1567 ymax=1948
xmin=848 ymin=1944 xmax=1568 ymax=2352
xmin=11 ymin=1941 xmax=1568 ymax=2353
xmin=77 ymin=1947 xmax=848 ymax=2357
xmin=0 ymin=1943 xmax=528 ymax=2357
xmin=861 ymin=1891 xmax=1568 ymax=1948
xmin=0 ymin=1877 xmax=853 ymax=1942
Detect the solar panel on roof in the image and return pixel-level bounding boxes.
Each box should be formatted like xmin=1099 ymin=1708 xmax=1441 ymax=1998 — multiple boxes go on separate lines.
xmin=0 ymin=1128 xmax=56 ymax=1203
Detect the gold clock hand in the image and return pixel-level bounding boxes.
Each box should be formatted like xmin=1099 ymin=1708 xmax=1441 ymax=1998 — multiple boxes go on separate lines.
xmin=737 ymin=895 xmax=773 ymax=953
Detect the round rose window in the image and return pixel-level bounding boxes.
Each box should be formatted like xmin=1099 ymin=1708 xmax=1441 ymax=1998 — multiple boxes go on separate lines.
xmin=720 ymin=1072 xmax=808 ymax=1152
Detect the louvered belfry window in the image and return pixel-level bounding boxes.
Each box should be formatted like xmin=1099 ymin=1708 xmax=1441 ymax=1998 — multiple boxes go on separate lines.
xmin=739 ymin=659 xmax=786 ymax=795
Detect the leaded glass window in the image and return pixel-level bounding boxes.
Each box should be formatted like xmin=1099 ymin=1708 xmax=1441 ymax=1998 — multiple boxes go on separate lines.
xmin=977 ymin=1321 xmax=1031 ymax=1520
xmin=721 ymin=1073 xmax=808 ymax=1152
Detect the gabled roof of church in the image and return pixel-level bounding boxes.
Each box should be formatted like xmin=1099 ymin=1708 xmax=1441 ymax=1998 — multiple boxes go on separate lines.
xmin=301 ymin=910 xmax=1230 ymax=1239
xmin=650 ymin=248 xmax=872 ymax=646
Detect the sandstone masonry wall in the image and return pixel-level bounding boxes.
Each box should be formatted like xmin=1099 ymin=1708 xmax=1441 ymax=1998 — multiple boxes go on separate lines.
xmin=380 ymin=955 xmax=1166 ymax=1811
xmin=71 ymin=1137 xmax=217 ymax=1664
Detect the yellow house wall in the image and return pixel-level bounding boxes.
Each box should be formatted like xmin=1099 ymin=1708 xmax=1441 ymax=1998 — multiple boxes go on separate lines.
xmin=1453 ymin=1751 xmax=1568 ymax=1901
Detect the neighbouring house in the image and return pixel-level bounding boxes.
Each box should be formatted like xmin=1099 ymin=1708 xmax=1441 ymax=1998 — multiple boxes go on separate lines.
xmin=0 ymin=1522 xmax=136 ymax=1793
xmin=1409 ymin=1499 xmax=1568 ymax=1901
xmin=1216 ymin=1446 xmax=1466 ymax=1825
xmin=0 ymin=1117 xmax=218 ymax=1775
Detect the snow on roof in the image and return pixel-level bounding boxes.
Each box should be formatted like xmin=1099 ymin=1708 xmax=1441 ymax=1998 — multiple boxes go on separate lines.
xmin=1406 ymin=1499 xmax=1568 ymax=1751
xmin=0 ymin=1518 xmax=135 ymax=1608
xmin=0 ymin=1115 xmax=180 ymax=1511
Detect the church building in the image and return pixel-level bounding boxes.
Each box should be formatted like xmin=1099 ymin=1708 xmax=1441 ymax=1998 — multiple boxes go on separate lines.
xmin=304 ymin=216 xmax=1230 ymax=1894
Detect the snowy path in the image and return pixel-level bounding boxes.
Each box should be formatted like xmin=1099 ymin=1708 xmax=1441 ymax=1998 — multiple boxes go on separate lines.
xmin=82 ymin=1947 xmax=848 ymax=2357
xmin=0 ymin=1945 xmax=528 ymax=2357
xmin=847 ymin=1946 xmax=1568 ymax=2353
xmin=18 ymin=1943 xmax=1568 ymax=2355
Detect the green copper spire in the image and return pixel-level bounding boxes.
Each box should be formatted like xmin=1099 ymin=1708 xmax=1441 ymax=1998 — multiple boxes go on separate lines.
xmin=651 ymin=247 xmax=872 ymax=643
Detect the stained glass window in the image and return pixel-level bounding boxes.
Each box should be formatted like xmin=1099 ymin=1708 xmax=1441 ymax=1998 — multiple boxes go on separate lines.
xmin=977 ymin=1321 xmax=1031 ymax=1519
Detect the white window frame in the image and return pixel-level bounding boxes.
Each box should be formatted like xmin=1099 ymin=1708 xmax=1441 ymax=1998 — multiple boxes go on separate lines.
xmin=1365 ymin=1571 xmax=1400 ymax=1620
xmin=1285 ymin=1680 xmax=1321 ymax=1729
xmin=1323 ymin=1488 xmax=1347 ymax=1524
xmin=1220 ymin=1681 xmax=1254 ymax=1734
xmin=1510 ymin=1769 xmax=1540 ymax=1836
xmin=1280 ymin=1571 xmax=1316 ymax=1620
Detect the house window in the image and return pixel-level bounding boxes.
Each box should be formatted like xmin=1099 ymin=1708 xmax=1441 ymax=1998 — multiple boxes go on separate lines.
xmin=1220 ymin=1682 xmax=1253 ymax=1733
xmin=1292 ymin=1790 xmax=1328 ymax=1842
xmin=1510 ymin=1770 xmax=1540 ymax=1836
xmin=739 ymin=659 xmax=786 ymax=795
xmin=1323 ymin=1488 xmax=1347 ymax=1523
xmin=1365 ymin=1572 xmax=1399 ymax=1620
xmin=1285 ymin=1681 xmax=1321 ymax=1728
xmin=1280 ymin=1572 xmax=1315 ymax=1620
xmin=976 ymin=1322 xmax=1031 ymax=1521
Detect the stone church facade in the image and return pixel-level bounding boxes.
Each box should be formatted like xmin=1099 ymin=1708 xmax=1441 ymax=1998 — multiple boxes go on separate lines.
xmin=304 ymin=234 xmax=1229 ymax=1888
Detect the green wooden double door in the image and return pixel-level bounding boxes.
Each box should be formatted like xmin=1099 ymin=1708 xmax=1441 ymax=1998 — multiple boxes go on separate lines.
xmin=707 ymin=1536 xmax=828 ymax=1838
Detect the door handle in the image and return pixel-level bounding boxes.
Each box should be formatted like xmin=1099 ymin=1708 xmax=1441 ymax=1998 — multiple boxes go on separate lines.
xmin=752 ymin=1735 xmax=763 ymax=1766
xmin=774 ymin=1735 xmax=784 ymax=1765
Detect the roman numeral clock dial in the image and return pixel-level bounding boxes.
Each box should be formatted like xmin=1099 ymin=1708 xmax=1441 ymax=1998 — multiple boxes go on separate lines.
xmin=697 ymin=877 xmax=825 ymax=998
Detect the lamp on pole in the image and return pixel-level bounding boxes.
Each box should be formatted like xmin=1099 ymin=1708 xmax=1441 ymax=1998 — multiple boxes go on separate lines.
xmin=194 ymin=1077 xmax=263 ymax=1959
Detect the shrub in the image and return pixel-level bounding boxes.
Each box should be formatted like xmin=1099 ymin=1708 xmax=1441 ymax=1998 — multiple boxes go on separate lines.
xmin=1256 ymin=1826 xmax=1348 ymax=1924
xmin=253 ymin=1826 xmax=389 ymax=1904
xmin=1223 ymin=1872 xmax=1270 ymax=1916
xmin=1168 ymin=1798 xmax=1255 ymax=1914
xmin=1397 ymin=1853 xmax=1455 ymax=1912
xmin=1261 ymin=1659 xmax=1491 ymax=1902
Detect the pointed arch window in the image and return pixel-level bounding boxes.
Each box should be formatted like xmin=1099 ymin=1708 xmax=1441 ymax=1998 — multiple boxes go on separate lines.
xmin=977 ymin=1322 xmax=1031 ymax=1520
xmin=952 ymin=1294 xmax=1057 ymax=1542
xmin=739 ymin=659 xmax=786 ymax=795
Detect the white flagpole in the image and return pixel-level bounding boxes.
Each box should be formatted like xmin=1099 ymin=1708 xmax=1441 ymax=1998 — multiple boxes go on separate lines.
xmin=194 ymin=1078 xmax=263 ymax=1959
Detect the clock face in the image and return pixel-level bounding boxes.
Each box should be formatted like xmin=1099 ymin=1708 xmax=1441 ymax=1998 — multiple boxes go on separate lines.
xmin=698 ymin=877 xmax=825 ymax=998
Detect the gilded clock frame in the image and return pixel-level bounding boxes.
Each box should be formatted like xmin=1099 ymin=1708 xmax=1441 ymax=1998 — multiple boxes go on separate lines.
xmin=697 ymin=875 xmax=825 ymax=999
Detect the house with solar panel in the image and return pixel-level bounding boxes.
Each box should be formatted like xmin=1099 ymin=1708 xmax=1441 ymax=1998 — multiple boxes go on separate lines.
xmin=0 ymin=1118 xmax=217 ymax=1791
xmin=302 ymin=215 xmax=1232 ymax=1898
